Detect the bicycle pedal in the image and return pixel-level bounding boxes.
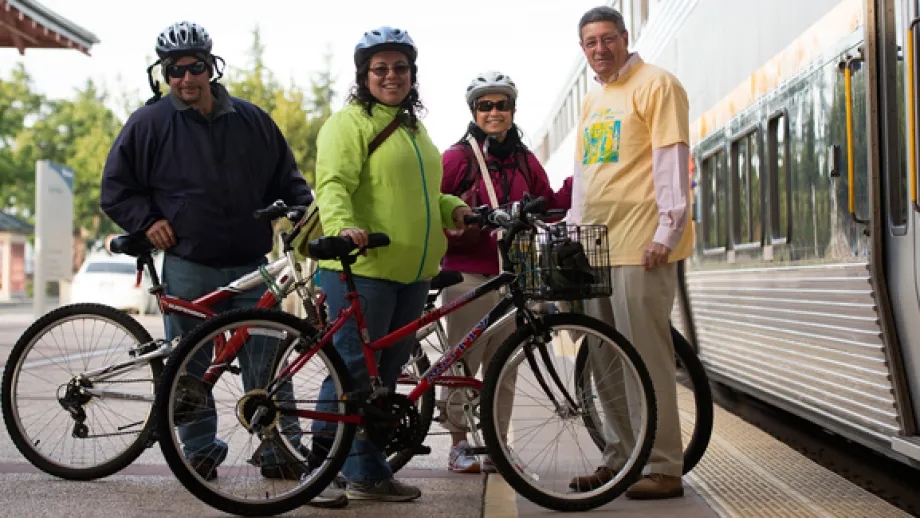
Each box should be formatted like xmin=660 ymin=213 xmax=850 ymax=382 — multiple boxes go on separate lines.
xmin=462 ymin=446 xmax=488 ymax=456
xmin=412 ymin=444 xmax=432 ymax=455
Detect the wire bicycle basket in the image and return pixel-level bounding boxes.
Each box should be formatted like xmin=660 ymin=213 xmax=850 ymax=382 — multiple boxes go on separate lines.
xmin=507 ymin=223 xmax=612 ymax=302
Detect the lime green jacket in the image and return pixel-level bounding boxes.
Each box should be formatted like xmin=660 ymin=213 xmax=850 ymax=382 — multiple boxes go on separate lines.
xmin=314 ymin=102 xmax=466 ymax=284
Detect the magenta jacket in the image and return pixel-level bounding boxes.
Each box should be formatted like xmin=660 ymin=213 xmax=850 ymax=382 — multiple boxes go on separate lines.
xmin=440 ymin=143 xmax=569 ymax=276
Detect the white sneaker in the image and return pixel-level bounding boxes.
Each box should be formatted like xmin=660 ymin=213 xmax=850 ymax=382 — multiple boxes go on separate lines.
xmin=448 ymin=440 xmax=481 ymax=473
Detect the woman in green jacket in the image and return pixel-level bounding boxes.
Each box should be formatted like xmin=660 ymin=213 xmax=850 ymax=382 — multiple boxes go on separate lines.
xmin=311 ymin=26 xmax=471 ymax=503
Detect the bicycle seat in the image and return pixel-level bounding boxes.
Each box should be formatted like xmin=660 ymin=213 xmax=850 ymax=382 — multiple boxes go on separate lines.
xmin=430 ymin=270 xmax=463 ymax=291
xmin=308 ymin=233 xmax=390 ymax=261
xmin=108 ymin=232 xmax=156 ymax=258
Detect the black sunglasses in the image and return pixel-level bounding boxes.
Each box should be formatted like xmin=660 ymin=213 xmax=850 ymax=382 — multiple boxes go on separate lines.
xmin=369 ymin=64 xmax=411 ymax=78
xmin=166 ymin=61 xmax=208 ymax=79
xmin=475 ymin=100 xmax=513 ymax=112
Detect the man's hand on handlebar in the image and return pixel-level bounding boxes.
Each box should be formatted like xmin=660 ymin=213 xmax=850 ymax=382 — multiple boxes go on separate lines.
xmin=252 ymin=200 xmax=309 ymax=223
xmin=146 ymin=219 xmax=176 ymax=250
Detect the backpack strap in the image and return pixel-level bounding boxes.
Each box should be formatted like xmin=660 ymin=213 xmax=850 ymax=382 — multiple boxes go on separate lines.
xmin=515 ymin=150 xmax=534 ymax=193
xmin=451 ymin=142 xmax=480 ymax=195
xmin=368 ymin=112 xmax=406 ymax=156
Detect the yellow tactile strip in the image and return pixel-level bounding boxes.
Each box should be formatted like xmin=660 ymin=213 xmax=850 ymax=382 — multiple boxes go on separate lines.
xmin=685 ymin=400 xmax=910 ymax=517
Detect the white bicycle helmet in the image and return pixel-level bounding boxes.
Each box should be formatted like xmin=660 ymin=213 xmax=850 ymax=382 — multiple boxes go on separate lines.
xmin=466 ymin=71 xmax=518 ymax=108
xmin=354 ymin=26 xmax=418 ymax=66
xmin=156 ymin=21 xmax=212 ymax=60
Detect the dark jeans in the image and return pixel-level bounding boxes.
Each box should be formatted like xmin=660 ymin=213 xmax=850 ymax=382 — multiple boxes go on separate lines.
xmin=162 ymin=253 xmax=301 ymax=465
xmin=311 ymin=269 xmax=430 ymax=484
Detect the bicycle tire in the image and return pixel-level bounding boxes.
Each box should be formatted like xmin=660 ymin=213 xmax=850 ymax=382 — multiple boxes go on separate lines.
xmin=387 ymin=342 xmax=434 ymax=473
xmin=481 ymin=312 xmax=657 ymax=512
xmin=575 ymin=325 xmax=713 ymax=474
xmin=1 ymin=303 xmax=159 ymax=480
xmin=154 ymin=308 xmax=356 ymax=517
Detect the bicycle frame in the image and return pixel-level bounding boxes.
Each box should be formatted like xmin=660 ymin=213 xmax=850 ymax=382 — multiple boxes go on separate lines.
xmin=80 ymin=249 xmax=309 ymax=403
xmin=199 ymin=270 xmax=528 ymax=424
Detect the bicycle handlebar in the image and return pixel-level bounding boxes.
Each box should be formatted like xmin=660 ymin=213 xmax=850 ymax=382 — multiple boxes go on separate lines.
xmin=252 ymin=200 xmax=309 ymax=222
xmin=463 ymin=195 xmax=551 ymax=232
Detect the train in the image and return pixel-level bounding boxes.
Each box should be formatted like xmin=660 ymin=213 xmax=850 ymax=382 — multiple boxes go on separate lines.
xmin=534 ymin=0 xmax=920 ymax=469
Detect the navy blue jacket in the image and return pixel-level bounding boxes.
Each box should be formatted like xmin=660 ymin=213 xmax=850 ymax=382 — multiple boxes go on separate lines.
xmin=100 ymin=84 xmax=313 ymax=267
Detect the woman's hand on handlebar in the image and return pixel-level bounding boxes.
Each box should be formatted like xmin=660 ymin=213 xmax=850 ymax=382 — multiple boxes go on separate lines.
xmin=451 ymin=205 xmax=475 ymax=231
xmin=339 ymin=228 xmax=368 ymax=248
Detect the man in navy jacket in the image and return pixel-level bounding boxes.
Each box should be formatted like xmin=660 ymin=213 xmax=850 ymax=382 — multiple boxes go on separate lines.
xmin=100 ymin=21 xmax=314 ymax=484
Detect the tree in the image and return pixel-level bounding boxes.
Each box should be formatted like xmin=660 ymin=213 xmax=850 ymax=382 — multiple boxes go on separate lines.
xmin=226 ymin=26 xmax=280 ymax=114
xmin=10 ymin=78 xmax=124 ymax=266
xmin=0 ymin=64 xmax=43 ymax=216
xmin=301 ymin=47 xmax=337 ymax=188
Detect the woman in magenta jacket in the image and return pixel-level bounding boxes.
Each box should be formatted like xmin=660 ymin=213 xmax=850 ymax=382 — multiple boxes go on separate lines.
xmin=439 ymin=71 xmax=565 ymax=473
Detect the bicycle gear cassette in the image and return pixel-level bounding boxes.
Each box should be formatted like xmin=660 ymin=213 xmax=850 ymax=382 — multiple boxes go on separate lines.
xmin=236 ymin=389 xmax=280 ymax=432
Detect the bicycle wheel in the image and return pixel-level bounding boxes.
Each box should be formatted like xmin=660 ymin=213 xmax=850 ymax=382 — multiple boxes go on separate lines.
xmin=481 ymin=312 xmax=657 ymax=512
xmin=155 ymin=308 xmax=355 ymax=517
xmin=576 ymin=325 xmax=713 ymax=474
xmin=1 ymin=303 xmax=160 ymax=480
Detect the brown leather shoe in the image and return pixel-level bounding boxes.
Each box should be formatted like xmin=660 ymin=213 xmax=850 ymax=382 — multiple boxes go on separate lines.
xmin=569 ymin=466 xmax=615 ymax=492
xmin=625 ymin=474 xmax=684 ymax=500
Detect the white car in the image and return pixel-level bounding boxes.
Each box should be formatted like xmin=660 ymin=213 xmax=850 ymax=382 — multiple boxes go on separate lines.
xmin=70 ymin=252 xmax=163 ymax=315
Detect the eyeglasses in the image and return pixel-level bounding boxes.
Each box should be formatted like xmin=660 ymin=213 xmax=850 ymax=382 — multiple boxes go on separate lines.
xmin=165 ymin=61 xmax=208 ymax=79
xmin=369 ymin=64 xmax=411 ymax=78
xmin=581 ymin=33 xmax=622 ymax=50
xmin=475 ymin=100 xmax=513 ymax=113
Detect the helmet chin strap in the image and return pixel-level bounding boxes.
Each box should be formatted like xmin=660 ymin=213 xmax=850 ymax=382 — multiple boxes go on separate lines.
xmin=145 ymin=60 xmax=163 ymax=106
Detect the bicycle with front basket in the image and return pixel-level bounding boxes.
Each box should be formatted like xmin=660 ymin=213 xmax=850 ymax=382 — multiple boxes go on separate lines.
xmin=152 ymin=194 xmax=659 ymax=516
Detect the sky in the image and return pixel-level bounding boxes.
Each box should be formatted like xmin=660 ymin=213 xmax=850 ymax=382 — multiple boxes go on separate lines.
xmin=1 ymin=0 xmax=602 ymax=166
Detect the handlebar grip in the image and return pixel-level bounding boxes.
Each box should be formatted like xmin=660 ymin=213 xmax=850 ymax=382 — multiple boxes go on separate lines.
xmin=521 ymin=196 xmax=547 ymax=216
xmin=366 ymin=232 xmax=391 ymax=249
xmin=463 ymin=214 xmax=483 ymax=226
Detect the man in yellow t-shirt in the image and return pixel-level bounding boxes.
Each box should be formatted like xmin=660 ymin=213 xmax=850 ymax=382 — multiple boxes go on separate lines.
xmin=567 ymin=6 xmax=691 ymax=500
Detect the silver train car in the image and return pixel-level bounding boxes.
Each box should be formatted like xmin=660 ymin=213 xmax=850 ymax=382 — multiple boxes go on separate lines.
xmin=535 ymin=0 xmax=920 ymax=468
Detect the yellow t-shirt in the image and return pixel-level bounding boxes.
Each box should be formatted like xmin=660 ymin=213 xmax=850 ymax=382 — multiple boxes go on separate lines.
xmin=576 ymin=58 xmax=694 ymax=266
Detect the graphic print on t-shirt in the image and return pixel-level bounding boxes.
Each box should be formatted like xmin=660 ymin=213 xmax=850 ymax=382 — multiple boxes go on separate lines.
xmin=582 ymin=108 xmax=621 ymax=165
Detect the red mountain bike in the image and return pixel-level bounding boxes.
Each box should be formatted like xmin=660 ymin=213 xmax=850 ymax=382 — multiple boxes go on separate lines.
xmin=152 ymin=196 xmax=658 ymax=516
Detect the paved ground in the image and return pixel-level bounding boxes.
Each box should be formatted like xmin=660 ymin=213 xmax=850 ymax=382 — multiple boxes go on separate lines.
xmin=0 ymin=305 xmax=481 ymax=517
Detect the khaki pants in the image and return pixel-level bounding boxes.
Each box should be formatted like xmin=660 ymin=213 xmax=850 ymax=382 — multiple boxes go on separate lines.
xmin=440 ymin=273 xmax=516 ymax=437
xmin=583 ymin=262 xmax=682 ymax=477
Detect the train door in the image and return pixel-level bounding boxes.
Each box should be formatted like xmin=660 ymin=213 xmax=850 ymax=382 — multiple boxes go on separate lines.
xmin=879 ymin=0 xmax=920 ymax=459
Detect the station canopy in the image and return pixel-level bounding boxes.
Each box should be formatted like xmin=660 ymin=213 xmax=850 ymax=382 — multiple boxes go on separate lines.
xmin=1 ymin=0 xmax=99 ymax=55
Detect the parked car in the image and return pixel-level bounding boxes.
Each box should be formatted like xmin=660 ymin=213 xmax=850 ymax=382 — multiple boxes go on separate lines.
xmin=70 ymin=252 xmax=162 ymax=315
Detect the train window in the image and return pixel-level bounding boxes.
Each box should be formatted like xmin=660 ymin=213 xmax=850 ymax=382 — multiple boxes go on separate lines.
xmin=702 ymin=149 xmax=728 ymax=251
xmin=768 ymin=114 xmax=791 ymax=243
xmin=731 ymin=130 xmax=764 ymax=246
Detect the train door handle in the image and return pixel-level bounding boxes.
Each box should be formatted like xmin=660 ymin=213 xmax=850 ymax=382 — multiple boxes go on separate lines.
xmin=838 ymin=52 xmax=869 ymax=225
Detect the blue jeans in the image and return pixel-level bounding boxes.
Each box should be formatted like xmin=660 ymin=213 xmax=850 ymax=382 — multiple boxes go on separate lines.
xmin=311 ymin=269 xmax=430 ymax=485
xmin=162 ymin=254 xmax=302 ymax=465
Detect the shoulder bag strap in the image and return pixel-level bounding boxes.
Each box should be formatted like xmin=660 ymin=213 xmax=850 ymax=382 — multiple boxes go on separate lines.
xmin=368 ymin=112 xmax=406 ymax=156
xmin=465 ymin=135 xmax=500 ymax=208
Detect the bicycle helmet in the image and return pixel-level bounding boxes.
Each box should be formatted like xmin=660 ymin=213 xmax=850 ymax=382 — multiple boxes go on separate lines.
xmin=156 ymin=21 xmax=213 ymax=60
xmin=466 ymin=71 xmax=518 ymax=108
xmin=354 ymin=26 xmax=417 ymax=67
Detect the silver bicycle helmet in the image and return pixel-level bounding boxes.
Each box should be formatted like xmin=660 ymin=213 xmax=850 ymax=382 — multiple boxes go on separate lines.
xmin=466 ymin=71 xmax=518 ymax=108
xmin=156 ymin=21 xmax=213 ymax=60
xmin=354 ymin=26 xmax=417 ymax=66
